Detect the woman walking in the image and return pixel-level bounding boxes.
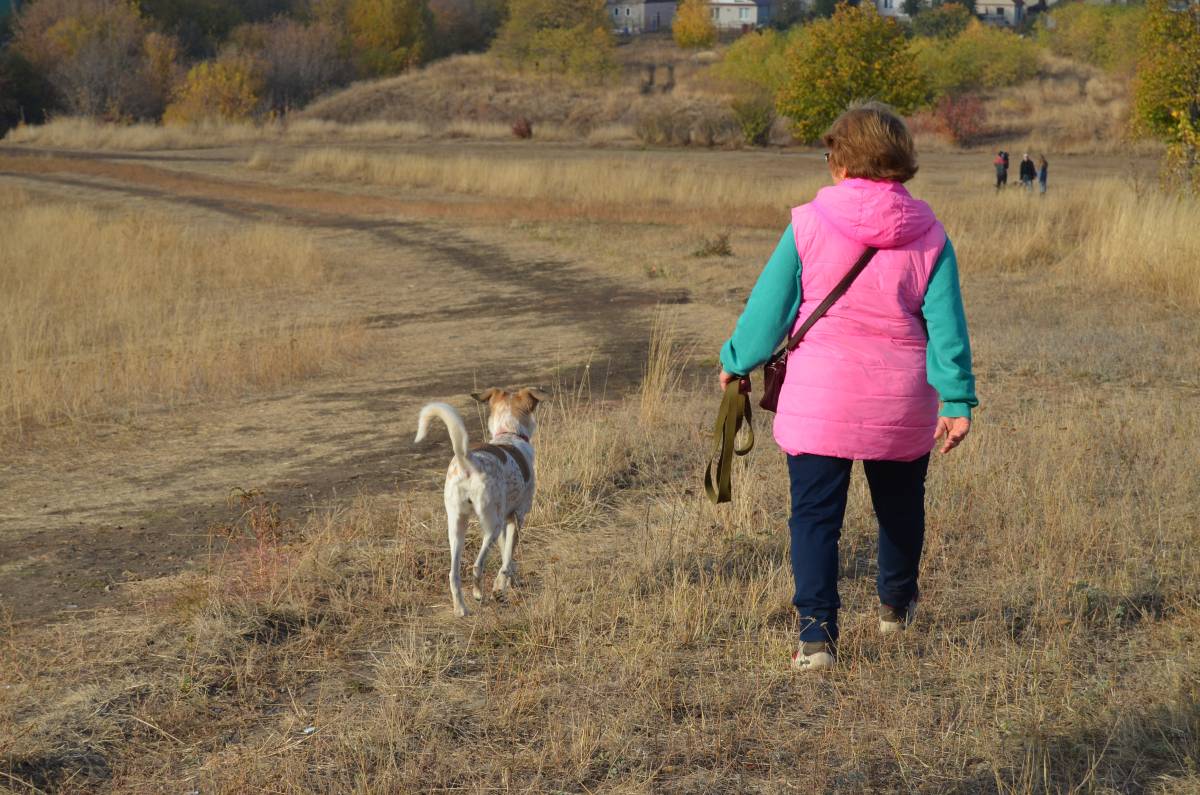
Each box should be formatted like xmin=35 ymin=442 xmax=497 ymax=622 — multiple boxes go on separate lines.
xmin=718 ymin=103 xmax=977 ymax=670
xmin=1037 ymin=154 xmax=1049 ymax=195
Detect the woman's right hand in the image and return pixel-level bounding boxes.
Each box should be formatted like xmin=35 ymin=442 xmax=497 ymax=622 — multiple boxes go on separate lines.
xmin=935 ymin=416 xmax=971 ymax=454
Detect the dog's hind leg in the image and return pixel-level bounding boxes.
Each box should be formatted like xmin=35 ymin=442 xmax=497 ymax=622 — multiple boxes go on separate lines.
xmin=471 ymin=506 xmax=504 ymax=603
xmin=493 ymin=515 xmax=520 ymax=597
xmin=446 ymin=499 xmax=470 ymax=617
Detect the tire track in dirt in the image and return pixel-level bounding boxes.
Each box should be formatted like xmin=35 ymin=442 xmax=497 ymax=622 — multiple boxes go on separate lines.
xmin=0 ymin=153 xmax=691 ymax=624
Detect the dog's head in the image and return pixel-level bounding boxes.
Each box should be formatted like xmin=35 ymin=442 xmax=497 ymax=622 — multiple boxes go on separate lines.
xmin=471 ymin=387 xmax=549 ymax=440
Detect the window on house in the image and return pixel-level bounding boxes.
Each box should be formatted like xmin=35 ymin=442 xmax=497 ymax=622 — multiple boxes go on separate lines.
xmin=625 ymin=7 xmax=631 ymax=14
xmin=613 ymin=7 xmax=619 ymax=16
xmin=711 ymin=8 xmax=718 ymax=18
xmin=883 ymin=0 xmax=893 ymax=8
xmin=996 ymin=6 xmax=1005 ymax=15
xmin=739 ymin=7 xmax=749 ymax=18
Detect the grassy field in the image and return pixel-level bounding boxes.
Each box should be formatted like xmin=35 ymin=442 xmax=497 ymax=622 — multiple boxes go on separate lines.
xmin=1 ymin=135 xmax=1198 ymax=793
xmin=0 ymin=190 xmax=363 ymax=443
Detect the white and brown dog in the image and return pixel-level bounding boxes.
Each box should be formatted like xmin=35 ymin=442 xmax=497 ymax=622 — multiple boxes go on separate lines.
xmin=415 ymin=387 xmax=548 ymax=616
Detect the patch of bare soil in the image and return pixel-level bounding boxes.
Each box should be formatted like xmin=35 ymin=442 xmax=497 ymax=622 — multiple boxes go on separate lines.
xmin=0 ymin=149 xmax=693 ymax=625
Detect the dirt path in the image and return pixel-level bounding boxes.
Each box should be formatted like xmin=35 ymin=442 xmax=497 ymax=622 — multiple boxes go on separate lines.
xmin=0 ymin=148 xmax=690 ymax=625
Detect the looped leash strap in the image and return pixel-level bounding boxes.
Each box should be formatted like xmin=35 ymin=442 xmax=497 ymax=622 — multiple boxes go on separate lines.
xmin=704 ymin=377 xmax=754 ymax=504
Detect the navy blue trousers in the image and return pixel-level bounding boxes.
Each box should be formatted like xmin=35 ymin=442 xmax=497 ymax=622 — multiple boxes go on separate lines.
xmin=787 ymin=453 xmax=930 ymax=644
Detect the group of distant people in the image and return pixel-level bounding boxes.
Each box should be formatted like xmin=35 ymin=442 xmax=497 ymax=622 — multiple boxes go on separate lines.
xmin=993 ymin=151 xmax=1048 ymax=195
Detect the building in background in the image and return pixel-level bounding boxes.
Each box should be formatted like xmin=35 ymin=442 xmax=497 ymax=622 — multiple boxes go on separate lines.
xmin=977 ymin=0 xmax=1027 ymax=26
xmin=608 ymin=1 xmax=775 ymax=35
xmin=608 ymin=1 xmax=678 ymax=34
xmin=868 ymin=0 xmax=1039 ymax=27
xmin=709 ymin=0 xmax=772 ymax=30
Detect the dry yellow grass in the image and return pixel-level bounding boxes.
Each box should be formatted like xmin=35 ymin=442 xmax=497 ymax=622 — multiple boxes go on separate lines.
xmin=0 ymin=192 xmax=362 ymax=439
xmin=3 ymin=145 xmax=1200 ymax=792
xmin=4 ymin=117 xmax=445 ymax=150
xmin=3 ymin=329 xmax=1198 ymax=790
xmin=289 ymin=147 xmax=825 ymax=214
xmin=984 ymin=55 xmax=1161 ymax=156
xmin=286 ymin=148 xmax=1200 ymax=308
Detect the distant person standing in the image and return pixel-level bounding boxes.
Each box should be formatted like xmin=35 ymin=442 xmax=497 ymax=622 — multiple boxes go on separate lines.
xmin=994 ymin=151 xmax=1008 ymax=190
xmin=1019 ymin=154 xmax=1036 ymax=192
xmin=1037 ymin=155 xmax=1049 ymax=196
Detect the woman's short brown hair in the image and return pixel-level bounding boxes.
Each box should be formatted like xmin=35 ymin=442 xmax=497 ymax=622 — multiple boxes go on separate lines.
xmin=823 ymin=102 xmax=918 ymax=183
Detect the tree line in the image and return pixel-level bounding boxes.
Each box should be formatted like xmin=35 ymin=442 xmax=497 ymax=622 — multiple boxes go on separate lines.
xmin=0 ymin=0 xmax=508 ymax=131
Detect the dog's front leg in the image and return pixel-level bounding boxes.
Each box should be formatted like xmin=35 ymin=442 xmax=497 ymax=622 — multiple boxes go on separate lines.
xmin=447 ymin=505 xmax=470 ymax=617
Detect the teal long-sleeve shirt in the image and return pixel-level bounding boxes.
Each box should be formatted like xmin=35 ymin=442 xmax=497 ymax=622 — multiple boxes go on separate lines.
xmin=719 ymin=225 xmax=978 ymax=419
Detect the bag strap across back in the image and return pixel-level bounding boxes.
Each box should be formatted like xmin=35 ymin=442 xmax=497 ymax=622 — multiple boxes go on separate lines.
xmin=780 ymin=245 xmax=879 ymax=353
xmin=704 ymin=244 xmax=879 ymax=506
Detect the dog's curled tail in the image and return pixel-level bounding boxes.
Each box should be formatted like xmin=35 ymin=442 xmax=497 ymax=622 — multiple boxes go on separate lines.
xmin=415 ymin=402 xmax=476 ymax=474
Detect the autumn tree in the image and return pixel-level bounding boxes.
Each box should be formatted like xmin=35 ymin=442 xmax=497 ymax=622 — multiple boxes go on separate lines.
xmin=12 ymin=0 xmax=181 ymax=119
xmin=912 ymin=2 xmax=973 ymax=39
xmin=0 ymin=50 xmax=53 ymax=133
xmin=673 ymin=0 xmax=715 ymax=49
xmin=776 ymin=2 xmax=925 ymax=142
xmin=492 ymin=0 xmax=614 ymax=81
xmin=346 ymin=0 xmax=433 ymax=76
xmin=163 ymin=53 xmax=262 ymax=123
xmin=911 ymin=19 xmax=1038 ymax=100
xmin=1134 ymin=0 xmax=1200 ymax=192
xmin=227 ymin=18 xmax=351 ymax=110
xmin=1039 ymin=1 xmax=1145 ymax=75
xmin=428 ymin=0 xmax=507 ymax=56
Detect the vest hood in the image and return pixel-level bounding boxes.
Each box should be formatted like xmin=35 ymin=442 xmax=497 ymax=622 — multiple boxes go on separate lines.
xmin=810 ymin=178 xmax=937 ymax=249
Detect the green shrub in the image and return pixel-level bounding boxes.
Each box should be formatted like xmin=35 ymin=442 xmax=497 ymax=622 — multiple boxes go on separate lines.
xmin=346 ymin=0 xmax=433 ymax=76
xmin=913 ymin=19 xmax=1039 ymax=101
xmin=1134 ymin=0 xmax=1200 ymax=193
xmin=1039 ymin=2 xmax=1145 ymax=75
xmin=777 ymin=3 xmax=925 ymax=143
xmin=911 ymin=2 xmax=973 ymax=40
xmin=731 ymin=93 xmax=776 ymax=147
xmin=492 ymin=0 xmax=615 ymax=82
xmin=713 ymin=28 xmax=793 ymax=95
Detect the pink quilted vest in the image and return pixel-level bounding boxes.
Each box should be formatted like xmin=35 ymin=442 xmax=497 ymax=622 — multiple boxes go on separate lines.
xmin=773 ymin=178 xmax=946 ymax=462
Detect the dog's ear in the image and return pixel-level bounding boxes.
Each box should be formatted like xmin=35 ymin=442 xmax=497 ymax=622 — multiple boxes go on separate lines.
xmin=517 ymin=387 xmax=550 ymax=407
xmin=471 ymin=387 xmax=502 ymax=404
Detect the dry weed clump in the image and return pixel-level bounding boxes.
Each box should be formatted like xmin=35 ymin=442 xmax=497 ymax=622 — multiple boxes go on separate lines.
xmin=0 ymin=196 xmax=362 ymax=439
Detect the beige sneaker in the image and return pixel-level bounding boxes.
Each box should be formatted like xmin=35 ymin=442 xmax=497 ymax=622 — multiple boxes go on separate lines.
xmin=791 ymin=641 xmax=836 ymax=670
xmin=879 ymin=602 xmax=916 ymax=635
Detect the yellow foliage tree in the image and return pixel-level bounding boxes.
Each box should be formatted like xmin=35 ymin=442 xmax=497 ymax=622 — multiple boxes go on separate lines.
xmin=491 ymin=0 xmax=615 ymax=81
xmin=777 ymin=3 xmax=926 ymax=142
xmin=346 ymin=0 xmax=433 ymax=76
xmin=673 ymin=0 xmax=715 ymax=49
xmin=163 ymin=56 xmax=263 ymax=124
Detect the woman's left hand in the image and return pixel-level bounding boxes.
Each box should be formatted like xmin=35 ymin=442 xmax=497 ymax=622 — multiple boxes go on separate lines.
xmin=935 ymin=416 xmax=971 ymax=454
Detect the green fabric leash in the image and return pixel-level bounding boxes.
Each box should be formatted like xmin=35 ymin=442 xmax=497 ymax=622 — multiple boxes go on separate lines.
xmin=704 ymin=377 xmax=755 ymax=504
